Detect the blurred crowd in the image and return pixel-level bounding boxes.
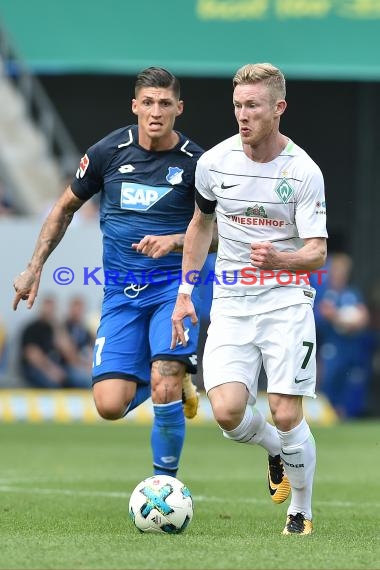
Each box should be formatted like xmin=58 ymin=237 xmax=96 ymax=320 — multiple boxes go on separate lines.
xmin=0 ymin=176 xmax=100 ymax=223
xmin=311 ymin=252 xmax=377 ymax=419
xmin=1 ymin=249 xmax=380 ymax=419
xmin=0 ymin=295 xmax=96 ymax=390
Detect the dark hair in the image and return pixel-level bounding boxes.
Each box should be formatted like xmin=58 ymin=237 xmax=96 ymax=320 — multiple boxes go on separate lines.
xmin=134 ymin=67 xmax=180 ymax=99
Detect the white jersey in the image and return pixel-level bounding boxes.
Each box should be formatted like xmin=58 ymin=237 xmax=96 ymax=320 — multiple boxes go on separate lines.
xmin=196 ymin=135 xmax=328 ymax=316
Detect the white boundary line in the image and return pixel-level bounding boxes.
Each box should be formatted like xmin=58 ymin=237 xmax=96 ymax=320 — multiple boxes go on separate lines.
xmin=0 ymin=484 xmax=378 ymax=509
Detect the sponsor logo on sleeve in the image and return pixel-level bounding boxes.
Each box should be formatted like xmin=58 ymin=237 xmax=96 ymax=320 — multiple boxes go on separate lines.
xmin=76 ymin=154 xmax=90 ymax=179
xmin=315 ymin=200 xmax=326 ymax=215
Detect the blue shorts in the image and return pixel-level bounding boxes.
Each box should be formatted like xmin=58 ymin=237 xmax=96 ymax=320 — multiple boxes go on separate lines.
xmin=92 ymin=280 xmax=200 ymax=385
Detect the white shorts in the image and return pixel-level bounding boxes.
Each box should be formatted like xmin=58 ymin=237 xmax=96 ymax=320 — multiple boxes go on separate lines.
xmin=203 ymin=304 xmax=316 ymax=403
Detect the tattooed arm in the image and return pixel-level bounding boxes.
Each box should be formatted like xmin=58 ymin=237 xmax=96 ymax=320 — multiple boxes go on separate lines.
xmin=13 ymin=186 xmax=85 ymax=310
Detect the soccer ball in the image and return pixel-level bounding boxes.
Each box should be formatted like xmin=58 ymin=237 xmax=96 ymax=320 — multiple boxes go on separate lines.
xmin=129 ymin=475 xmax=193 ymax=534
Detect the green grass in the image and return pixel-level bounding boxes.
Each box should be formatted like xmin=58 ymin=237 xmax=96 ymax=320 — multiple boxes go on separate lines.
xmin=0 ymin=420 xmax=379 ymax=569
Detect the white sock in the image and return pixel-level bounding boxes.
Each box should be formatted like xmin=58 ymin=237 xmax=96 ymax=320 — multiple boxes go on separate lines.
xmin=222 ymin=406 xmax=281 ymax=457
xmin=277 ymin=418 xmax=316 ymax=520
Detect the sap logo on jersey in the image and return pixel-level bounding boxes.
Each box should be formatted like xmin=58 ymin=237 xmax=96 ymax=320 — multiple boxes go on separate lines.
xmin=120 ymin=183 xmax=172 ymax=211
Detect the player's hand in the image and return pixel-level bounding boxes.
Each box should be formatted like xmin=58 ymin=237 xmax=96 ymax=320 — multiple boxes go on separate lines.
xmin=132 ymin=235 xmax=177 ymax=258
xmin=171 ymin=294 xmax=198 ymax=349
xmin=13 ymin=268 xmax=41 ymax=310
xmin=250 ymin=241 xmax=278 ymax=268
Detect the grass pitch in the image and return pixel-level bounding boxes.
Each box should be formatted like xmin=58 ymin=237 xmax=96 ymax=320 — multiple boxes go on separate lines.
xmin=0 ymin=420 xmax=379 ymax=569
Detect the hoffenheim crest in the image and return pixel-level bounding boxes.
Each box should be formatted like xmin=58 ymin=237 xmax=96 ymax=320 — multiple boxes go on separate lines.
xmin=166 ymin=167 xmax=183 ymax=185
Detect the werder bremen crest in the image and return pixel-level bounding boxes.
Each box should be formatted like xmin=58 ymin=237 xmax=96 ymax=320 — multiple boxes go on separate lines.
xmin=275 ymin=178 xmax=294 ymax=203
xmin=245 ymin=204 xmax=268 ymax=217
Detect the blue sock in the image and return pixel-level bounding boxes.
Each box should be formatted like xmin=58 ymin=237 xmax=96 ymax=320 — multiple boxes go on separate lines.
xmin=151 ymin=400 xmax=185 ymax=477
xmin=123 ymin=384 xmax=151 ymax=416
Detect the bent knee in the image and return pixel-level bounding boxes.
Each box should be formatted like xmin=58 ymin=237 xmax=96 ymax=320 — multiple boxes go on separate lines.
xmin=270 ymin=396 xmax=303 ymax=431
xmin=151 ymin=360 xmax=185 ymax=403
xmin=151 ymin=360 xmax=185 ymax=380
xmin=94 ymin=398 xmax=126 ymax=420
xmin=212 ymin=401 xmax=242 ymax=431
xmin=93 ymin=378 xmax=134 ymax=420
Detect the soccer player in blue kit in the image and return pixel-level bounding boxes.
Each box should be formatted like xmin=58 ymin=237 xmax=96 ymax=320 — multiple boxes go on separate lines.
xmin=13 ymin=67 xmax=204 ymax=477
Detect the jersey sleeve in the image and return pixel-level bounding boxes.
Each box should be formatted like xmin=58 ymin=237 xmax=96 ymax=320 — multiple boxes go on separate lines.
xmin=295 ymin=167 xmax=328 ymax=239
xmin=194 ymin=155 xmax=217 ymax=213
xmin=70 ymin=141 xmax=104 ymax=201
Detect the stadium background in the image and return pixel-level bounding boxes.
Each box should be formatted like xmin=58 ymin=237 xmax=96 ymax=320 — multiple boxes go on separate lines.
xmin=1 ymin=0 xmax=380 ymax=419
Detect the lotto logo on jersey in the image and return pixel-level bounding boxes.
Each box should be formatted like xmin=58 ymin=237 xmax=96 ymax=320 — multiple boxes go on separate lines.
xmin=120 ymin=183 xmax=172 ymax=211
xmin=76 ymin=154 xmax=90 ymax=179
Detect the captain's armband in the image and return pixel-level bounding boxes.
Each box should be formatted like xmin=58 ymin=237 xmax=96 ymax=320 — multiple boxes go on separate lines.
xmin=195 ymin=190 xmax=217 ymax=214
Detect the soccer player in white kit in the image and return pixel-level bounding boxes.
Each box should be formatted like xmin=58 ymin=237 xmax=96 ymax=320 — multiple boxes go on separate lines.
xmin=171 ymin=63 xmax=327 ymax=535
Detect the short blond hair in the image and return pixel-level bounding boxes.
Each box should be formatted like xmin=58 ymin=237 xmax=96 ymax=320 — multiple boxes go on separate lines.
xmin=233 ymin=63 xmax=286 ymax=102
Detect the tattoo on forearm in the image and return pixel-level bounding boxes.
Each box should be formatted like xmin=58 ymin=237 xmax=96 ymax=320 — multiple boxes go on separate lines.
xmin=33 ymin=211 xmax=75 ymax=265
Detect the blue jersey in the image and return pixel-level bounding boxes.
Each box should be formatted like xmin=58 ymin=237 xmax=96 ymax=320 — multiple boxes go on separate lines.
xmin=71 ymin=124 xmax=204 ymax=285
